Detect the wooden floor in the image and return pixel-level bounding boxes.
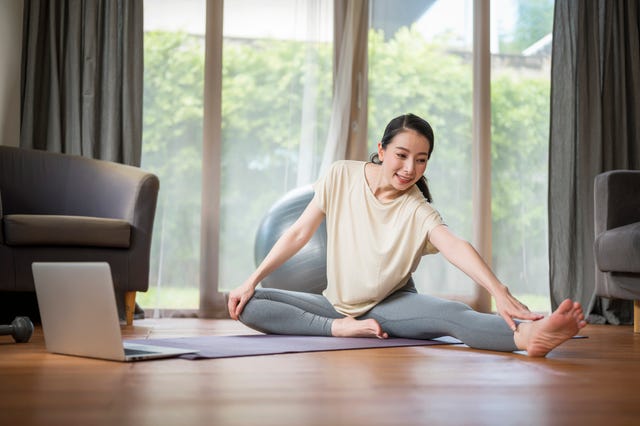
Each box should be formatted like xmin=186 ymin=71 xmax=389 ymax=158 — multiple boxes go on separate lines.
xmin=0 ymin=319 xmax=638 ymax=426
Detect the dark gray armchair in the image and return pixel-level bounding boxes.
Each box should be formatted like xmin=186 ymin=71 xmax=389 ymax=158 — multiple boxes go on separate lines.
xmin=593 ymin=170 xmax=640 ymax=333
xmin=0 ymin=146 xmax=159 ymax=325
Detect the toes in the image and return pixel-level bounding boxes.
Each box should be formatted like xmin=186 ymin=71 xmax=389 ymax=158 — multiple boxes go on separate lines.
xmin=557 ymin=299 xmax=573 ymax=313
xmin=557 ymin=299 xmax=585 ymax=319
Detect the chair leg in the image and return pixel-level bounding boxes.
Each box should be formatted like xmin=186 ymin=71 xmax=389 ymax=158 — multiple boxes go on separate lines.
xmin=125 ymin=291 xmax=136 ymax=326
xmin=635 ymin=300 xmax=639 ymax=334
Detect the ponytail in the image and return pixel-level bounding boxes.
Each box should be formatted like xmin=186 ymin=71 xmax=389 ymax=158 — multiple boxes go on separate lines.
xmin=415 ymin=176 xmax=433 ymax=203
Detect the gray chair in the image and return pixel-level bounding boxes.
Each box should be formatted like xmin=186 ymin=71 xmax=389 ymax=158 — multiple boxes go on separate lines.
xmin=593 ymin=170 xmax=640 ymax=332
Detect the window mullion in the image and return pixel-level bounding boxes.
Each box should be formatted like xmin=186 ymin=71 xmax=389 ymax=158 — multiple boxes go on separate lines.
xmin=472 ymin=0 xmax=492 ymax=313
xmin=199 ymin=0 xmax=225 ymax=318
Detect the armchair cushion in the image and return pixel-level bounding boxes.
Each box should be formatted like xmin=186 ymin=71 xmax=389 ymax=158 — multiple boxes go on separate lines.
xmin=595 ymin=222 xmax=640 ymax=273
xmin=3 ymin=214 xmax=131 ymax=248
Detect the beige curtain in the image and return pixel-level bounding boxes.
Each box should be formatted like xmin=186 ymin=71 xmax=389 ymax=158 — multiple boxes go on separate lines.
xmin=320 ymin=0 xmax=369 ymax=172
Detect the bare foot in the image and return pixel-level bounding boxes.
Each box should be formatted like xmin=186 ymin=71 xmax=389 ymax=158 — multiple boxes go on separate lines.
xmin=331 ymin=316 xmax=389 ymax=339
xmin=514 ymin=299 xmax=586 ymax=357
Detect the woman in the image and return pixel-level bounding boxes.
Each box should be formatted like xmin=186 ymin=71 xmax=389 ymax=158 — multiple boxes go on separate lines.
xmin=228 ymin=113 xmax=585 ymax=357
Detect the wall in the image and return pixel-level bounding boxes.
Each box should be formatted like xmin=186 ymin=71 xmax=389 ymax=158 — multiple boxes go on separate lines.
xmin=0 ymin=0 xmax=24 ymax=147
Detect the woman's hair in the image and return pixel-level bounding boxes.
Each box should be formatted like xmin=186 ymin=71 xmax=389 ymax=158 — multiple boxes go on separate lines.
xmin=369 ymin=113 xmax=435 ymax=202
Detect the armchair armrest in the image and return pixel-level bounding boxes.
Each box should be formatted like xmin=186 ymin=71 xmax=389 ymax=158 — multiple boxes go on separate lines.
xmin=594 ymin=170 xmax=640 ymax=236
xmin=69 ymin=159 xmax=159 ymax=291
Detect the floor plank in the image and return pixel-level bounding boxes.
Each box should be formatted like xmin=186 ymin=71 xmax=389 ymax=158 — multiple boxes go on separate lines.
xmin=0 ymin=320 xmax=638 ymax=426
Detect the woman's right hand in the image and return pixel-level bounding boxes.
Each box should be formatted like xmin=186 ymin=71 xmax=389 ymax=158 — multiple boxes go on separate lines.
xmin=227 ymin=199 xmax=325 ymax=320
xmin=227 ymin=280 xmax=256 ymax=320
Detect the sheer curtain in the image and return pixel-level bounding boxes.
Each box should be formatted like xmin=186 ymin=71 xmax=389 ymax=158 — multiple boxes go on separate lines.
xmin=320 ymin=0 xmax=369 ymax=173
xmin=549 ymin=0 xmax=640 ymax=323
xmin=215 ymin=0 xmax=333 ymax=299
xmin=141 ymin=0 xmax=334 ymax=317
xmin=21 ymin=0 xmax=143 ymax=166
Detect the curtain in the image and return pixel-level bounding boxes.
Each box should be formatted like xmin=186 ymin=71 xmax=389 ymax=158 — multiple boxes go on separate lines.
xmin=0 ymin=1 xmax=23 ymax=148
xmin=20 ymin=0 xmax=143 ymax=166
xmin=548 ymin=0 xmax=640 ymax=323
xmin=320 ymin=0 xmax=369 ymax=173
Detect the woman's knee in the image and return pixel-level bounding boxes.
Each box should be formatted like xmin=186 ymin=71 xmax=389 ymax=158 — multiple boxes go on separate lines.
xmin=250 ymin=288 xmax=274 ymax=300
xmin=238 ymin=297 xmax=269 ymax=332
xmin=239 ymin=288 xmax=287 ymax=323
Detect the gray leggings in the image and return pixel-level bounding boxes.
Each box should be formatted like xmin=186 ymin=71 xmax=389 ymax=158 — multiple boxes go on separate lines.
xmin=240 ymin=280 xmax=519 ymax=352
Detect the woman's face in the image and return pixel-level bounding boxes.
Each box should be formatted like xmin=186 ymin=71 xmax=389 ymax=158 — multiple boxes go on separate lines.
xmin=377 ymin=129 xmax=430 ymax=192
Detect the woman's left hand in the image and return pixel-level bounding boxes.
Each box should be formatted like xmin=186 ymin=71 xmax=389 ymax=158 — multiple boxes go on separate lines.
xmin=494 ymin=286 xmax=544 ymax=331
xmin=429 ymin=225 xmax=545 ymax=331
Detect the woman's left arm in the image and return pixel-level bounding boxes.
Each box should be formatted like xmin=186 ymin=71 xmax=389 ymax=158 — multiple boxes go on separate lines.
xmin=428 ymin=224 xmax=543 ymax=330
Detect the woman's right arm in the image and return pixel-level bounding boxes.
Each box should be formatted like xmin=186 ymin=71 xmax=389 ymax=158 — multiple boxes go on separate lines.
xmin=227 ymin=199 xmax=326 ymax=319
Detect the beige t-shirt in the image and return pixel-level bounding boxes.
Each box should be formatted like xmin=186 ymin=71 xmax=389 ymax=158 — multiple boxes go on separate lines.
xmin=313 ymin=160 xmax=444 ymax=316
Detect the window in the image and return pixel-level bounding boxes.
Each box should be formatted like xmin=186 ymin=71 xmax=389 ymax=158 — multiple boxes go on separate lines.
xmin=141 ymin=0 xmax=553 ymax=314
xmin=369 ymin=0 xmax=474 ymax=298
xmin=219 ymin=0 xmax=333 ymax=291
xmin=490 ymin=0 xmax=553 ymax=311
xmin=369 ymin=0 xmax=554 ymax=310
xmin=141 ymin=0 xmax=207 ymax=312
xmin=141 ymin=0 xmax=333 ymax=312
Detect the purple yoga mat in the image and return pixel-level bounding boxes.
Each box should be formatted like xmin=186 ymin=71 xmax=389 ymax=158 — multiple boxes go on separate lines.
xmin=126 ymin=334 xmax=460 ymax=360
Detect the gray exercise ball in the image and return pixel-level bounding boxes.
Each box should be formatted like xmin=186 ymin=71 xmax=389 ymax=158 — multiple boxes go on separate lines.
xmin=254 ymin=185 xmax=327 ymax=294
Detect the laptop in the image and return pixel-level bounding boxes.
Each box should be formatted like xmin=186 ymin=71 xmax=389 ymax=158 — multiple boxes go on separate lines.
xmin=32 ymin=262 xmax=198 ymax=361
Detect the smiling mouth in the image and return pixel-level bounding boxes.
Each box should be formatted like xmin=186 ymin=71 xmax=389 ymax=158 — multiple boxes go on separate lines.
xmin=395 ymin=174 xmax=413 ymax=184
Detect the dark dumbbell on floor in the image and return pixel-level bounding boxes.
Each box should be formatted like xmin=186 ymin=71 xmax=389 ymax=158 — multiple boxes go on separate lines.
xmin=0 ymin=316 xmax=34 ymax=343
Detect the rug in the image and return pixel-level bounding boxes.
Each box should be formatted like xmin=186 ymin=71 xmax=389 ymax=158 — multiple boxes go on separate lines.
xmin=125 ymin=334 xmax=460 ymax=360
